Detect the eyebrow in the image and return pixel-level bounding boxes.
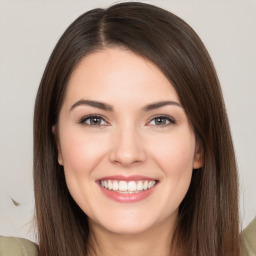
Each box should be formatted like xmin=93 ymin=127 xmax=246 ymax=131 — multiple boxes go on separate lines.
xmin=70 ymin=99 xmax=182 ymax=112
xmin=70 ymin=100 xmax=114 ymax=112
xmin=142 ymin=101 xmax=182 ymax=111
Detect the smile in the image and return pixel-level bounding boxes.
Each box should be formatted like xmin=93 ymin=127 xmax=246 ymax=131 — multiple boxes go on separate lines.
xmin=97 ymin=176 xmax=159 ymax=203
xmin=100 ymin=180 xmax=156 ymax=194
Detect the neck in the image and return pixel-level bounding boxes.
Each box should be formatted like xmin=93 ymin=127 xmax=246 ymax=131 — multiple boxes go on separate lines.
xmin=87 ymin=218 xmax=176 ymax=256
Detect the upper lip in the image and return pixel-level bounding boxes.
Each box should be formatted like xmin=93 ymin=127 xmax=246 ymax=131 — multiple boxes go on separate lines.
xmin=97 ymin=175 xmax=158 ymax=182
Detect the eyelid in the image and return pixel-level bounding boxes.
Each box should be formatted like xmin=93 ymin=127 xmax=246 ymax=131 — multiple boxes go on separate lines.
xmin=79 ymin=114 xmax=110 ymax=126
xmin=146 ymin=114 xmax=176 ymax=126
xmin=78 ymin=114 xmax=175 ymax=127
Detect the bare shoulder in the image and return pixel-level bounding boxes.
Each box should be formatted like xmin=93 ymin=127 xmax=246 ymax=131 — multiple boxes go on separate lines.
xmin=241 ymin=217 xmax=256 ymax=256
xmin=0 ymin=236 xmax=38 ymax=256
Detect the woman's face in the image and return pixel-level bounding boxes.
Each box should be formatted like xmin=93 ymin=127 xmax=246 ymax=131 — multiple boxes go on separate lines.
xmin=56 ymin=48 xmax=202 ymax=236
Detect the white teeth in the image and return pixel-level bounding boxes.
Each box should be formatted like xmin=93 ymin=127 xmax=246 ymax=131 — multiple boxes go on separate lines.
xmin=100 ymin=179 xmax=157 ymax=193
xmin=148 ymin=181 xmax=155 ymax=189
xmin=137 ymin=181 xmax=143 ymax=191
xmin=127 ymin=181 xmax=136 ymax=192
xmin=143 ymin=181 xmax=148 ymax=190
xmin=119 ymin=181 xmax=127 ymax=191
xmin=113 ymin=180 xmax=118 ymax=191
xmin=107 ymin=180 xmax=113 ymax=190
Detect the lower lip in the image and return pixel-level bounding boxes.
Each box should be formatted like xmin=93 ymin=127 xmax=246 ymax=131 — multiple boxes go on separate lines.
xmin=98 ymin=183 xmax=158 ymax=203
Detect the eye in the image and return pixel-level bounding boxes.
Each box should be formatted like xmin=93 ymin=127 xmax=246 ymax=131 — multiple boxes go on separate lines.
xmin=147 ymin=115 xmax=175 ymax=126
xmin=80 ymin=115 xmax=108 ymax=126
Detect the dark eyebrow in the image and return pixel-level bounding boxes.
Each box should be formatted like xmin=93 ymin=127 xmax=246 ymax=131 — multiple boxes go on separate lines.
xmin=70 ymin=100 xmax=114 ymax=112
xmin=143 ymin=101 xmax=182 ymax=111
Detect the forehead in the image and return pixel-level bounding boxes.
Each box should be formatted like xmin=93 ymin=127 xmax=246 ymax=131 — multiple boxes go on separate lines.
xmin=64 ymin=47 xmax=180 ymax=106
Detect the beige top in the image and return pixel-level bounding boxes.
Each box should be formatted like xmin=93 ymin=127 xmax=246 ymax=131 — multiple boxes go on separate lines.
xmin=0 ymin=236 xmax=38 ymax=256
xmin=242 ymin=217 xmax=256 ymax=256
xmin=0 ymin=217 xmax=255 ymax=256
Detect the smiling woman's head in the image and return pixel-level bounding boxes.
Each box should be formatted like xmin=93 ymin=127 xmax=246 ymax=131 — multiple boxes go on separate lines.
xmin=34 ymin=2 xmax=240 ymax=256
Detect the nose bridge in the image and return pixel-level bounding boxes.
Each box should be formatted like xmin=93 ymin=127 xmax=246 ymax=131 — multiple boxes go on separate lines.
xmin=109 ymin=121 xmax=146 ymax=166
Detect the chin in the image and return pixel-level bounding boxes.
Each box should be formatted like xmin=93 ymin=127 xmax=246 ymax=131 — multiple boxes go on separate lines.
xmin=98 ymin=219 xmax=156 ymax=235
xmin=89 ymin=207 xmax=169 ymax=236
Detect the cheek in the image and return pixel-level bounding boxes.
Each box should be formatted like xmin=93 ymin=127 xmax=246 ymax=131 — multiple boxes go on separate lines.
xmin=59 ymin=129 xmax=108 ymax=178
xmin=148 ymin=130 xmax=196 ymax=175
xmin=148 ymin=132 xmax=195 ymax=214
xmin=58 ymin=130 xmax=109 ymax=211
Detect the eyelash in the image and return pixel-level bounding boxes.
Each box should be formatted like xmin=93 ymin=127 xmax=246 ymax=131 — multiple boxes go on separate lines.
xmin=79 ymin=114 xmax=176 ymax=127
xmin=146 ymin=115 xmax=176 ymax=127
xmin=79 ymin=114 xmax=109 ymax=126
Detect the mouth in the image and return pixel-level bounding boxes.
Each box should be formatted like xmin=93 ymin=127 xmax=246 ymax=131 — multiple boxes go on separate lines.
xmin=97 ymin=176 xmax=159 ymax=203
xmin=100 ymin=179 xmax=157 ymax=194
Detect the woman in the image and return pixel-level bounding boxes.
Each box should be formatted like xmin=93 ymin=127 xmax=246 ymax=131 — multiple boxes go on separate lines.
xmin=32 ymin=2 xmax=240 ymax=256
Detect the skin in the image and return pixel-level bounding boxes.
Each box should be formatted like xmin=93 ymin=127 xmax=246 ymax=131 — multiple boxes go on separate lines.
xmin=55 ymin=47 xmax=202 ymax=256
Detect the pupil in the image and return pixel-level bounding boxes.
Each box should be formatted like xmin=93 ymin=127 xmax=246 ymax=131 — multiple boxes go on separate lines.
xmin=91 ymin=117 xmax=100 ymax=125
xmin=156 ymin=117 xmax=166 ymax=125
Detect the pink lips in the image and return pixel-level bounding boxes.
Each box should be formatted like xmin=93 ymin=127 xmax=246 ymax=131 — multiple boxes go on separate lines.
xmin=97 ymin=175 xmax=158 ymax=203
xmin=99 ymin=175 xmax=156 ymax=181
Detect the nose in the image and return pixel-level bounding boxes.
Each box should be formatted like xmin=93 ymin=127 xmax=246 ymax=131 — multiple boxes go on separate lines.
xmin=109 ymin=125 xmax=147 ymax=167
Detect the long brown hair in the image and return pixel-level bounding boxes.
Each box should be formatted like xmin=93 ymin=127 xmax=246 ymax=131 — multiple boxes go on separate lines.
xmin=34 ymin=2 xmax=240 ymax=255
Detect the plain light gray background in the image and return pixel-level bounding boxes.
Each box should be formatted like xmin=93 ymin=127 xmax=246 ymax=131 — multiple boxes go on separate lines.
xmin=0 ymin=0 xmax=255 ymax=241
